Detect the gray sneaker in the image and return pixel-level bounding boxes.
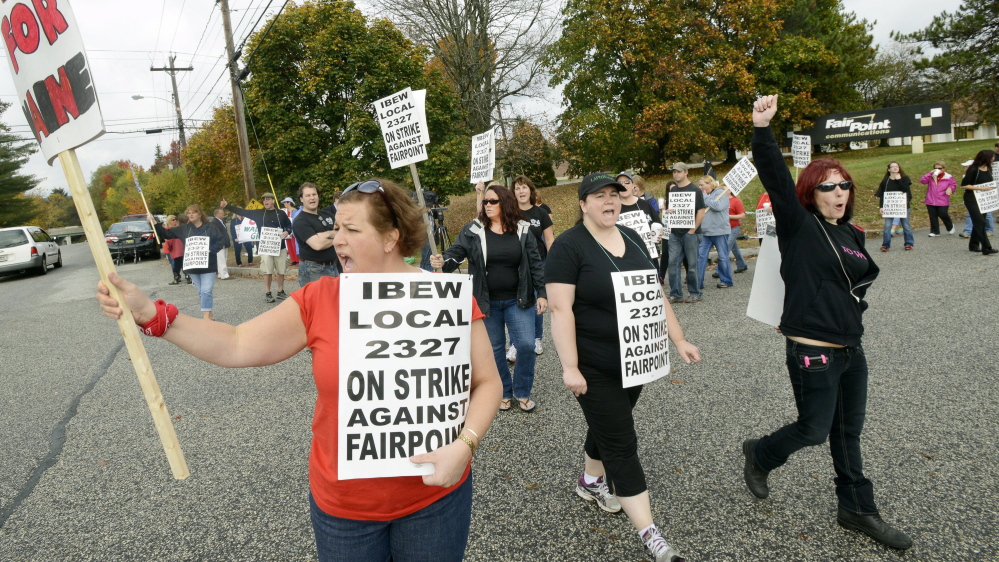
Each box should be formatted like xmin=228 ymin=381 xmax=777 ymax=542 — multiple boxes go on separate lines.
xmin=264 ymin=292 xmax=276 ymax=303
xmin=641 ymin=525 xmax=686 ymax=562
xmin=276 ymin=290 xmax=289 ymax=300
xmin=575 ymin=473 xmax=622 ymax=513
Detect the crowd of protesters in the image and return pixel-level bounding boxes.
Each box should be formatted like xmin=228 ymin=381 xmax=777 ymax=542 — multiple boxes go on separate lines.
xmin=117 ymin=96 xmax=999 ymax=562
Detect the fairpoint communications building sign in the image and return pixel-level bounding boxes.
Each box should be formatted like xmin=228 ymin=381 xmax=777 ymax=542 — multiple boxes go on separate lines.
xmin=806 ymin=102 xmax=951 ymax=144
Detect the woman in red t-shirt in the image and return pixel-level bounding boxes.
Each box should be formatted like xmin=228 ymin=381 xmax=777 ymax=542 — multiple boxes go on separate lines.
xmin=96 ymin=180 xmax=502 ymax=562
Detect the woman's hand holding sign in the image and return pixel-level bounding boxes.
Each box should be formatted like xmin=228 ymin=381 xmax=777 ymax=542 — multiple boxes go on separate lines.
xmin=97 ymin=272 xmax=157 ymax=324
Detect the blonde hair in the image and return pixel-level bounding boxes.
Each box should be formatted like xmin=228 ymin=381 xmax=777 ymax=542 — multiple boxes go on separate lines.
xmin=632 ymin=175 xmax=647 ymax=193
xmin=165 ymin=214 xmax=177 ymax=225
xmin=698 ymin=176 xmax=719 ymax=190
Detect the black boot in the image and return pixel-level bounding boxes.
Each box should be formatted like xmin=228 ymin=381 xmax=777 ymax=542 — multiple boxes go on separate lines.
xmin=742 ymin=439 xmax=770 ymax=499
xmin=837 ymin=508 xmax=913 ymax=550
xmin=169 ymin=273 xmax=181 ymax=285
xmin=185 ymin=275 xmax=193 ymax=284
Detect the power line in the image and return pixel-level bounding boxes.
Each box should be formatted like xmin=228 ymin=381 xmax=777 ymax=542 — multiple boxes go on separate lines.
xmin=167 ymin=0 xmax=189 ymax=54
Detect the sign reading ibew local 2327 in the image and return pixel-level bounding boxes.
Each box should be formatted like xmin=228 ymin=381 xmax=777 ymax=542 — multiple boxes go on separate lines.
xmin=1 ymin=0 xmax=104 ymax=164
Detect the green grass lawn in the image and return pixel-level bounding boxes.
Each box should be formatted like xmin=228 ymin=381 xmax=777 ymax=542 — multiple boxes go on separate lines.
xmin=442 ymin=137 xmax=997 ymax=241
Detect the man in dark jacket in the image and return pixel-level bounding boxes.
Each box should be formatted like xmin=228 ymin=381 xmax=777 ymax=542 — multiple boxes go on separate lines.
xmin=221 ymin=193 xmax=293 ymax=302
xmin=212 ymin=208 xmax=232 ymax=280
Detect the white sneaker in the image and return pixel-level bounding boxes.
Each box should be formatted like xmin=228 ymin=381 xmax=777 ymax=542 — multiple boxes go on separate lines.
xmin=534 ymin=338 xmax=544 ymax=355
xmin=641 ymin=526 xmax=685 ymax=562
xmin=928 ymin=233 xmax=939 ymax=237
xmin=947 ymin=227 xmax=956 ymax=234
xmin=506 ymin=345 xmax=517 ymax=363
xmin=575 ymin=474 xmax=622 ymax=513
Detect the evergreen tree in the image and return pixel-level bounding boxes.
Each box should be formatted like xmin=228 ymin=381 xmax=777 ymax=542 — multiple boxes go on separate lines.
xmin=0 ymin=101 xmax=41 ymax=227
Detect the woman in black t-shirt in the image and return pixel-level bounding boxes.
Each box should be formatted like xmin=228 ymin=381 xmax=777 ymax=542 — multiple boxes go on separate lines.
xmin=431 ymin=186 xmax=546 ymax=412
xmin=875 ymin=161 xmax=914 ymax=251
xmin=511 ymin=175 xmax=553 ymax=357
xmin=546 ymin=174 xmax=699 ymax=562
xmin=744 ymin=95 xmax=911 ymax=551
xmin=960 ymin=150 xmax=997 ymax=255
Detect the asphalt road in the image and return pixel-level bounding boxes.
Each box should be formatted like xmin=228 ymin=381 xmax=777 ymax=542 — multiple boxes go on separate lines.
xmin=0 ymin=233 xmax=996 ymax=561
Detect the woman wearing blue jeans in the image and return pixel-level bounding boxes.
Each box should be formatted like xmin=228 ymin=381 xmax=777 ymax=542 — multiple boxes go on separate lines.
xmin=875 ymin=162 xmax=914 ymax=251
xmin=433 ymin=185 xmax=546 ymax=412
xmin=152 ymin=204 xmax=228 ymax=320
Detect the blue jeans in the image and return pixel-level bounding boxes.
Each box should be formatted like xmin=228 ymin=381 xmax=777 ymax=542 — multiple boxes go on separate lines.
xmin=728 ymin=226 xmax=747 ymax=270
xmin=667 ymin=232 xmax=702 ymax=299
xmin=189 ymin=272 xmax=215 ymax=311
xmin=882 ymin=210 xmax=914 ymax=248
xmin=483 ymin=299 xmax=537 ymax=399
xmin=419 ymin=241 xmax=433 ymax=272
xmin=963 ymin=212 xmax=995 ymax=235
xmin=699 ymin=234 xmax=732 ymax=287
xmin=309 ymin=473 xmax=472 ymax=562
xmin=298 ymin=260 xmax=339 ymax=287
xmin=754 ymin=340 xmax=876 ymax=515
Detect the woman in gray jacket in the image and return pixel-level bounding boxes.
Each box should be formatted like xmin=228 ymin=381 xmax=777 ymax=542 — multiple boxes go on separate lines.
xmin=430 ymin=186 xmax=546 ymax=412
xmin=696 ymin=176 xmax=733 ymax=289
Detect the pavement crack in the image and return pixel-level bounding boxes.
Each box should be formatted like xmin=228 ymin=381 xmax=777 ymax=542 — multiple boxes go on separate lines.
xmin=0 ymin=339 xmax=126 ymax=530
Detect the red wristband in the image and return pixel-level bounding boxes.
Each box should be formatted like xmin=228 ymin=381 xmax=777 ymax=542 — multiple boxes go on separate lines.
xmin=139 ymin=300 xmax=179 ymax=337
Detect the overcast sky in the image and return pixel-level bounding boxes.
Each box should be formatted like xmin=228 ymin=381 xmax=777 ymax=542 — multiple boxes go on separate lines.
xmin=0 ymin=0 xmax=964 ymax=196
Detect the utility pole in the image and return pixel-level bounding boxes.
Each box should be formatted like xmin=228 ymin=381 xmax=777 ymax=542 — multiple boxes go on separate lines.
xmin=219 ymin=0 xmax=257 ymax=201
xmin=150 ymin=54 xmax=193 ymax=149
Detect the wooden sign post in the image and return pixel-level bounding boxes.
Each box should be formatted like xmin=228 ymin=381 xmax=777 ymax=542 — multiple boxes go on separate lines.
xmin=3 ymin=0 xmax=188 ymax=479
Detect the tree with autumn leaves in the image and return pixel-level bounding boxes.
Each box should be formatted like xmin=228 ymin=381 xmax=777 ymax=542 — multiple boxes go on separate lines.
xmin=545 ymin=0 xmax=876 ymax=173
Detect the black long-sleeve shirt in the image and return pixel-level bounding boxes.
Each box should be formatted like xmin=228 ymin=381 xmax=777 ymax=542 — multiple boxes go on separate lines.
xmin=225 ymin=205 xmax=292 ymax=250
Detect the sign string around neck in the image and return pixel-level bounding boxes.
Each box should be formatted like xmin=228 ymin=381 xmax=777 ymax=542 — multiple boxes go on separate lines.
xmin=587 ymin=225 xmax=657 ymax=272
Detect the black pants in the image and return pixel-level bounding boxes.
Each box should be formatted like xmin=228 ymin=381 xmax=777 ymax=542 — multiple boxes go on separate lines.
xmin=234 ymin=242 xmax=254 ymax=265
xmin=926 ymin=204 xmax=953 ymax=234
xmin=171 ymin=256 xmax=184 ymax=277
xmin=964 ymin=190 xmax=993 ymax=252
xmin=575 ymin=366 xmax=646 ymax=497
xmin=754 ymin=340 xmax=877 ymax=515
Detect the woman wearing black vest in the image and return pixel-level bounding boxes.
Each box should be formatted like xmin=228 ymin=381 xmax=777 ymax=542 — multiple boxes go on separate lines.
xmin=741 ymin=95 xmax=912 ymax=551
xmin=960 ymin=150 xmax=998 ymax=255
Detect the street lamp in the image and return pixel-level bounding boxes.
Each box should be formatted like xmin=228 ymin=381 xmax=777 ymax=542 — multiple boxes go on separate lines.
xmin=132 ymin=94 xmax=187 ymax=148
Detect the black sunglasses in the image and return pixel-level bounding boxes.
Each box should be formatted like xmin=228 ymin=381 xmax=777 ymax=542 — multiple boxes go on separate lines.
xmin=814 ymin=181 xmax=853 ymax=192
xmin=343 ymin=180 xmax=398 ymax=225
xmin=482 ymin=198 xmax=501 ymax=206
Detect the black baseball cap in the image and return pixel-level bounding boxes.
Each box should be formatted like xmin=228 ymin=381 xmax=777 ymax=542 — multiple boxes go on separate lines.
xmin=578 ymin=173 xmax=627 ymax=199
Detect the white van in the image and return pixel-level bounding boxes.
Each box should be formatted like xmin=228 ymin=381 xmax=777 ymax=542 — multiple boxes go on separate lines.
xmin=0 ymin=226 xmax=62 ymax=276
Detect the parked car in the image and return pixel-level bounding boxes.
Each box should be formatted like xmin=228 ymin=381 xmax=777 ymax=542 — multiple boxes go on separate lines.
xmin=0 ymin=226 xmax=62 ymax=276
xmin=105 ymin=222 xmax=160 ymax=261
xmin=123 ymin=213 xmax=166 ymax=224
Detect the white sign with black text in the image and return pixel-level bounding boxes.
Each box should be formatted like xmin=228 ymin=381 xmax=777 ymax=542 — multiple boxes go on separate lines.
xmin=881 ymin=192 xmax=908 ymax=219
xmin=755 ymin=209 xmax=776 ymax=237
xmin=974 ymin=187 xmax=999 ymax=214
xmin=0 ymin=0 xmax=105 ymax=164
xmin=257 ymin=226 xmax=282 ymax=256
xmin=469 ymin=129 xmax=495 ymax=183
xmin=611 ymin=270 xmax=670 ymax=388
xmin=666 ymin=192 xmax=696 ymax=229
xmin=182 ymin=236 xmax=210 ymax=270
xmin=375 ymin=87 xmax=430 ymax=169
xmin=617 ymin=211 xmax=659 ymax=259
xmin=792 ymin=135 xmax=812 ymax=169
xmin=722 ymin=157 xmax=758 ymax=196
xmin=338 ymin=273 xmax=474 ymax=480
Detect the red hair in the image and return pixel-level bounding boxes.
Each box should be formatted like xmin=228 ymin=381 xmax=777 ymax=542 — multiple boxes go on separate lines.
xmin=794 ymin=157 xmax=857 ymax=224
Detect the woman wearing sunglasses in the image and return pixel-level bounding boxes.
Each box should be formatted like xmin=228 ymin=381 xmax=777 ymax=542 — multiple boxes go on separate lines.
xmin=920 ymin=161 xmax=956 ymax=237
xmin=875 ymin=162 xmax=914 ymax=251
xmin=741 ymin=95 xmax=912 ymax=551
xmin=431 ymin=185 xmax=546 ymax=413
xmin=97 ymin=179 xmax=502 ymax=561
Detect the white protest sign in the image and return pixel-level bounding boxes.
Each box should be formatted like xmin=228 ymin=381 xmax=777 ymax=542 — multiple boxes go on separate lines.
xmin=182 ymin=236 xmax=210 ymax=270
xmin=617 ymin=210 xmax=659 ymax=259
xmin=881 ymin=192 xmax=908 ymax=219
xmin=746 ymin=235 xmax=784 ymax=327
xmin=792 ymin=135 xmax=812 ymax=169
xmin=338 ymin=273 xmax=474 ymax=480
xmin=610 ymin=270 xmax=669 ymax=388
xmin=257 ymin=226 xmax=282 ymax=256
xmin=722 ymin=157 xmax=758 ymax=196
xmin=755 ymin=208 xmax=776 ymax=237
xmin=375 ymin=87 xmax=430 ymax=169
xmin=974 ymin=188 xmax=999 ymax=214
xmin=469 ymin=128 xmax=495 ymax=183
xmin=667 ymin=192 xmax=696 ymax=229
xmin=1 ymin=0 xmax=104 ymax=164
xmin=235 ymin=218 xmax=258 ymax=243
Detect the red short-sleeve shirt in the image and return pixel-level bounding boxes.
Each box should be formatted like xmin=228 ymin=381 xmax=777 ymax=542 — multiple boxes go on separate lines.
xmin=291 ymin=275 xmax=484 ymax=521
xmin=729 ymin=196 xmax=746 ymax=228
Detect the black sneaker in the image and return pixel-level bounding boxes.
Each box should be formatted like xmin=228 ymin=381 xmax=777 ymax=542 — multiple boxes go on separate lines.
xmin=276 ymin=290 xmax=289 ymax=300
xmin=264 ymin=292 xmax=276 ymax=303
xmin=742 ymin=439 xmax=770 ymax=499
xmin=837 ymin=508 xmax=912 ymax=550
